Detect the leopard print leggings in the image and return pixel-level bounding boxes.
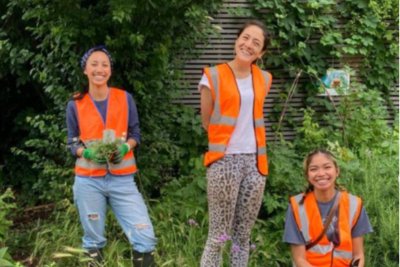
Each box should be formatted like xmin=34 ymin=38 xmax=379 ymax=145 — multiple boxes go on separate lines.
xmin=200 ymin=154 xmax=266 ymax=267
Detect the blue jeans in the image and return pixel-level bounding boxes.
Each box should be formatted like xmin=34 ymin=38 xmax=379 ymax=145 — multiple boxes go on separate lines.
xmin=73 ymin=174 xmax=157 ymax=252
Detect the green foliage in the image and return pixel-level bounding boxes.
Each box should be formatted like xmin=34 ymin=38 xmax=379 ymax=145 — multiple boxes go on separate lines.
xmin=10 ymin=114 xmax=73 ymax=203
xmin=340 ymin=148 xmax=398 ymax=266
xmin=0 ymin=189 xmax=20 ymax=267
xmin=322 ymin=86 xmax=396 ymax=150
xmin=10 ymin=142 xmax=397 ymax=266
xmin=338 ymin=0 xmax=398 ymax=105
xmin=253 ymin=0 xmax=339 ymax=74
xmin=0 ymin=247 xmax=21 ymax=267
xmin=0 ymin=189 xmax=15 ymax=244
xmin=153 ymin=156 xmax=207 ymax=229
xmin=8 ymin=200 xmax=131 ymax=266
xmin=1 ymin=0 xmax=398 ymax=266
xmin=259 ymin=143 xmax=304 ymax=266
xmin=89 ymin=140 xmax=121 ymax=162
xmin=1 ymin=0 xmax=220 ymax=201
xmin=264 ymin=143 xmax=303 ymax=216
xmin=294 ymin=108 xmax=328 ymax=152
xmin=137 ymin=104 xmax=207 ymax=191
xmin=247 ymin=0 xmax=398 ymax=132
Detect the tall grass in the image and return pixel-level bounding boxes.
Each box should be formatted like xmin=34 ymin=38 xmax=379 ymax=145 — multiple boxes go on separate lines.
xmin=128 ymin=146 xmax=400 ymax=266
xmin=7 ymin=144 xmax=399 ymax=266
xmin=9 ymin=200 xmax=136 ymax=267
xmin=351 ymin=150 xmax=398 ymax=266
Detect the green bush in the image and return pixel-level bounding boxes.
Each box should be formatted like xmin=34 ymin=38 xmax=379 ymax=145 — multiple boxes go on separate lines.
xmin=0 ymin=189 xmax=20 ymax=267
xmin=323 ymin=87 xmax=395 ymax=150
xmin=1 ymin=0 xmax=220 ymax=202
xmin=17 ymin=140 xmax=398 ymax=266
xmin=1 ymin=0 xmax=398 ymax=265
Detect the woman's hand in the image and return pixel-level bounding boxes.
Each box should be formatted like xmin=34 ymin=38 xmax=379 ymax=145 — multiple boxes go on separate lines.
xmin=291 ymin=244 xmax=315 ymax=267
xmin=351 ymin=236 xmax=365 ymax=267
xmin=110 ymin=143 xmax=130 ymax=164
xmin=82 ymin=148 xmax=107 ymax=164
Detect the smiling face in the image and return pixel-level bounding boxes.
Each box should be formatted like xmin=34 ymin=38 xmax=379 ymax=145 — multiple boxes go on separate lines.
xmin=84 ymin=51 xmax=111 ymax=89
xmin=234 ymin=25 xmax=266 ymax=64
xmin=306 ymin=153 xmax=339 ymax=193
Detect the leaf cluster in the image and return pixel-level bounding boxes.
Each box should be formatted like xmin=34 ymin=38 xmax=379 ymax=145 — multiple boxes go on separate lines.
xmin=89 ymin=140 xmax=121 ymax=162
xmin=0 ymin=0 xmax=222 ymax=202
xmin=247 ymin=0 xmax=398 ymax=131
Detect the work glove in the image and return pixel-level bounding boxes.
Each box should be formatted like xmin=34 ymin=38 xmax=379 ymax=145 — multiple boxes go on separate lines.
xmin=110 ymin=143 xmax=130 ymax=164
xmin=82 ymin=148 xmax=107 ymax=164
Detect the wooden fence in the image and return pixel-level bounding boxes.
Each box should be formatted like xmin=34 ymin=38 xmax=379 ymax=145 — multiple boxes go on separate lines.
xmin=180 ymin=0 xmax=399 ymax=141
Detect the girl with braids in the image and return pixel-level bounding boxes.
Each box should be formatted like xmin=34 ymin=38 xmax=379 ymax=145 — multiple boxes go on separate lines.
xmin=283 ymin=149 xmax=373 ymax=267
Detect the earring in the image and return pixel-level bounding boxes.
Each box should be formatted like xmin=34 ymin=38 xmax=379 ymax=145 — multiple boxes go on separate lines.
xmin=256 ymin=57 xmax=264 ymax=66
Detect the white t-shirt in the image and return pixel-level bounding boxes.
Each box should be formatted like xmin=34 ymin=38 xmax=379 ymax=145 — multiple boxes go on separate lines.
xmin=199 ymin=74 xmax=257 ymax=154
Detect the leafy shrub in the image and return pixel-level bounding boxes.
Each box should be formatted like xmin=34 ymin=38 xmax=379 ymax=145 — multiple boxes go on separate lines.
xmin=0 ymin=189 xmax=19 ymax=267
xmin=1 ymin=0 xmax=398 ymax=265
xmin=294 ymin=108 xmax=328 ymax=152
xmin=341 ymin=148 xmax=398 ymax=266
xmin=323 ymin=87 xmax=394 ymax=150
xmin=10 ymin=114 xmax=73 ymax=203
xmin=2 ymin=0 xmax=221 ymax=202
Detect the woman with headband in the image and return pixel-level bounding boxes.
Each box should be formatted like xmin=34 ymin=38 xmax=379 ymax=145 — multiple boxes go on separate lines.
xmin=66 ymin=46 xmax=157 ymax=266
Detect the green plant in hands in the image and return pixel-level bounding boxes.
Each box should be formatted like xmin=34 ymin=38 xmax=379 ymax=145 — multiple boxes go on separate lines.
xmin=86 ymin=140 xmax=123 ymax=164
xmin=110 ymin=143 xmax=130 ymax=164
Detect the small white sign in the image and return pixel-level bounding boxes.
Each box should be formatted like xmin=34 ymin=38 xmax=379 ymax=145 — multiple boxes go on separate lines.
xmin=319 ymin=69 xmax=350 ymax=96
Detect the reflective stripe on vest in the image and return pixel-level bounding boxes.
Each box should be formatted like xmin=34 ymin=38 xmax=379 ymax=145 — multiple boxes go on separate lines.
xmin=309 ymin=243 xmax=333 ymax=254
xmin=74 ymin=88 xmax=137 ymax=177
xmin=75 ymin=154 xmax=136 ymax=171
xmin=290 ymin=191 xmax=362 ymax=266
xmin=334 ymin=249 xmax=353 ymax=259
xmin=203 ymin=63 xmax=272 ymax=175
xmin=349 ymin=194 xmax=359 ymax=227
xmin=208 ymin=67 xmax=237 ymax=127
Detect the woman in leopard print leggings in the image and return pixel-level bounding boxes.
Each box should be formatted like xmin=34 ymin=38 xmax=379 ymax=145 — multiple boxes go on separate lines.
xmin=199 ymin=20 xmax=272 ymax=266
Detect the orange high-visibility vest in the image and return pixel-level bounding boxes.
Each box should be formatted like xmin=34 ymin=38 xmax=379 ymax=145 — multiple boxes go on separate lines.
xmin=74 ymin=87 xmax=137 ymax=177
xmin=203 ymin=63 xmax=272 ymax=175
xmin=290 ymin=191 xmax=362 ymax=267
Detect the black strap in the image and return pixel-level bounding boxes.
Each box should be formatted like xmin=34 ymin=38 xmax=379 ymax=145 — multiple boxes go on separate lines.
xmin=306 ymin=192 xmax=341 ymax=250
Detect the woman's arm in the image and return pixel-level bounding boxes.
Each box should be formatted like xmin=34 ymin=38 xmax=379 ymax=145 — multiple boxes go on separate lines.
xmin=291 ymin=245 xmax=314 ymax=267
xmin=352 ymin=236 xmax=365 ymax=267
xmin=127 ymin=93 xmax=140 ymax=145
xmin=66 ymin=100 xmax=83 ymax=157
xmin=200 ymin=85 xmax=213 ymax=131
xmin=126 ymin=138 xmax=138 ymax=149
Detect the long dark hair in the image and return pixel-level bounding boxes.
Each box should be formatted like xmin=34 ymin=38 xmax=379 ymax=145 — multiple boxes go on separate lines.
xmin=72 ymin=87 xmax=89 ymax=101
xmin=300 ymin=149 xmax=345 ymax=204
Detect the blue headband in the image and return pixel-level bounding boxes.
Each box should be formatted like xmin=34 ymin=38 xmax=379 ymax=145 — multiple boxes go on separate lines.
xmin=80 ymin=45 xmax=113 ymax=70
